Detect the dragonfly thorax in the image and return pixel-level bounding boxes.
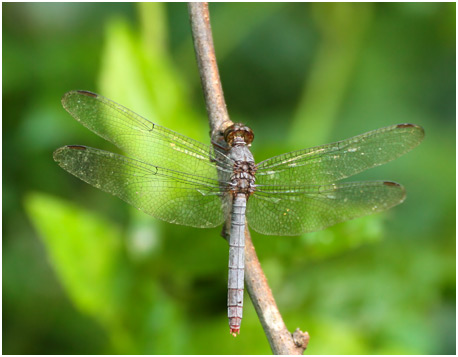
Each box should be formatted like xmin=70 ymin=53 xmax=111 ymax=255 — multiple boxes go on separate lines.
xmin=230 ymin=160 xmax=256 ymax=196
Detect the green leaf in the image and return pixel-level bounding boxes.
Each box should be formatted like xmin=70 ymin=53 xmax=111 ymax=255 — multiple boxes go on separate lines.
xmin=24 ymin=192 xmax=122 ymax=323
xmin=25 ymin=191 xmax=189 ymax=353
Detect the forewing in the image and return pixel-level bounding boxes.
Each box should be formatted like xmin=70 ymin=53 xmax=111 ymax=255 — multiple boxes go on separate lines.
xmin=246 ymin=181 xmax=405 ymax=235
xmin=256 ymin=124 xmax=424 ymax=185
xmin=61 ymin=90 xmax=232 ymax=178
xmin=53 ymin=145 xmax=230 ymax=228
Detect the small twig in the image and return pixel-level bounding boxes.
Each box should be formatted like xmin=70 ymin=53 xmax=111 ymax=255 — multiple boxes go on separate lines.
xmin=245 ymin=229 xmax=309 ymax=354
xmin=188 ymin=3 xmax=308 ymax=354
xmin=188 ymin=2 xmax=232 ymax=142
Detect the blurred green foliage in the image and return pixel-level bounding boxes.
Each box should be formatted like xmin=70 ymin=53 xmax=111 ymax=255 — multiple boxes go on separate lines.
xmin=3 ymin=3 xmax=455 ymax=354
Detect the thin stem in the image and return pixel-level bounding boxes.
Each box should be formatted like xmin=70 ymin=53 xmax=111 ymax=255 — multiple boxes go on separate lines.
xmin=245 ymin=229 xmax=309 ymax=354
xmin=188 ymin=3 xmax=309 ymax=354
xmin=188 ymin=2 xmax=232 ymax=142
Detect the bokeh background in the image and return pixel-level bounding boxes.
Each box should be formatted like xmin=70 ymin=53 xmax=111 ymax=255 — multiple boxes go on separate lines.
xmin=3 ymin=3 xmax=455 ymax=354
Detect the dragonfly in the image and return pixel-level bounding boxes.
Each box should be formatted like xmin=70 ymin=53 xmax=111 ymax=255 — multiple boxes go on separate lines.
xmin=54 ymin=90 xmax=424 ymax=335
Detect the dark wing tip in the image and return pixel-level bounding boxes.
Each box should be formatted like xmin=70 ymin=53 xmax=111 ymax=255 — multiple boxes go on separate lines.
xmin=383 ymin=181 xmax=400 ymax=187
xmin=61 ymin=90 xmax=99 ymax=112
xmin=66 ymin=145 xmax=87 ymax=150
xmin=76 ymin=90 xmax=98 ymax=98
xmin=383 ymin=181 xmax=407 ymax=204
xmin=53 ymin=145 xmax=87 ymax=162
xmin=396 ymin=123 xmax=425 ymax=135
xmin=61 ymin=89 xmax=98 ymax=103
xmin=395 ymin=123 xmax=425 ymax=148
xmin=396 ymin=123 xmax=416 ymax=129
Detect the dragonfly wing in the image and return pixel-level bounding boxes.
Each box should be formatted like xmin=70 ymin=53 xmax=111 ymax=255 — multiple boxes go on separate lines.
xmin=54 ymin=145 xmax=230 ymax=228
xmin=62 ymin=90 xmax=233 ymax=178
xmin=246 ymin=181 xmax=405 ymax=235
xmin=256 ymin=124 xmax=424 ymax=185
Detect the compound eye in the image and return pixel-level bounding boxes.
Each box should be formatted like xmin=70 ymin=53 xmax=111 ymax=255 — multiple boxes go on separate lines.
xmin=242 ymin=129 xmax=254 ymax=145
xmin=223 ymin=126 xmax=236 ymax=145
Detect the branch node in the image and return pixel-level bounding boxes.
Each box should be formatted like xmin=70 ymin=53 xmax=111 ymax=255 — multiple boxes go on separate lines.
xmin=293 ymin=328 xmax=310 ymax=350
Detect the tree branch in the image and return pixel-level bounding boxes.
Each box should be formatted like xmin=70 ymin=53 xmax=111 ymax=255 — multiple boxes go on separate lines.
xmin=245 ymin=229 xmax=309 ymax=354
xmin=188 ymin=2 xmax=232 ymax=142
xmin=188 ymin=3 xmax=309 ymax=354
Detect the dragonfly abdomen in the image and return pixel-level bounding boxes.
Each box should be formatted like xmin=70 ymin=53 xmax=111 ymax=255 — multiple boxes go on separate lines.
xmin=227 ymin=194 xmax=246 ymax=336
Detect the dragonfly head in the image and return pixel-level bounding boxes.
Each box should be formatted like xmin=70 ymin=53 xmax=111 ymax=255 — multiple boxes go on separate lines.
xmin=224 ymin=123 xmax=254 ymax=147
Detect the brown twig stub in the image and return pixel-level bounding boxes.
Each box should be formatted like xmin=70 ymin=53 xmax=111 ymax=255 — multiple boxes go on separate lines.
xmin=188 ymin=2 xmax=308 ymax=354
xmin=293 ymin=328 xmax=310 ymax=350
